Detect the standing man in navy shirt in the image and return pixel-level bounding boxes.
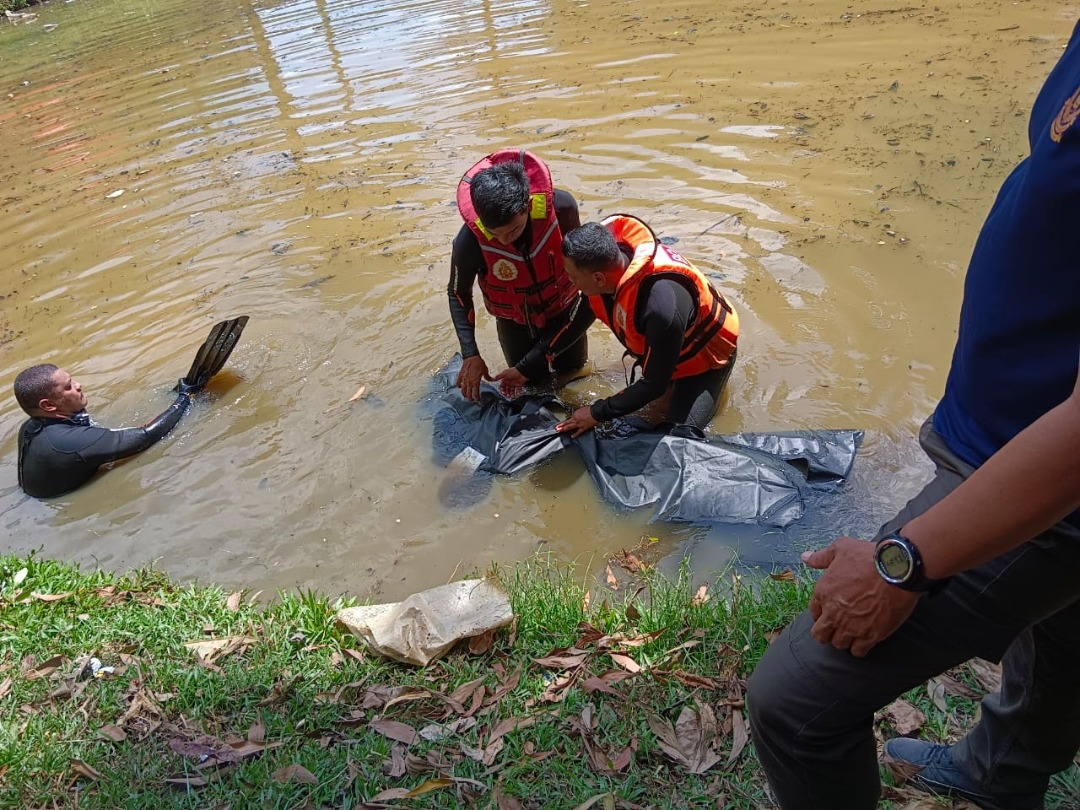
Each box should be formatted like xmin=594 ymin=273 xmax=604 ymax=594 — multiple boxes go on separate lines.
xmin=747 ymin=20 xmax=1080 ymax=810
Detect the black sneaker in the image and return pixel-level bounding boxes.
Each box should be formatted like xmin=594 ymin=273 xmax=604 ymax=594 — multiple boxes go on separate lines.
xmin=883 ymin=738 xmax=1042 ymax=810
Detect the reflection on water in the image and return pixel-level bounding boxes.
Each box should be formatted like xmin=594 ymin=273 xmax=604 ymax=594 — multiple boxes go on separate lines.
xmin=0 ymin=0 xmax=1068 ymax=599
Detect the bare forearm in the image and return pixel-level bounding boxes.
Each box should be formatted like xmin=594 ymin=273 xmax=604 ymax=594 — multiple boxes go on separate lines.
xmin=908 ymin=380 xmax=1080 ymax=579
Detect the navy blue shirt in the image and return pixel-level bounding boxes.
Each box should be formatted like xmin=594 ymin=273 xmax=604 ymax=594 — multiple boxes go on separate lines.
xmin=934 ymin=20 xmax=1080 ymax=487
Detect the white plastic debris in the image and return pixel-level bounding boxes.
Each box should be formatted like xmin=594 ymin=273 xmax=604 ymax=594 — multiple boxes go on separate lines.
xmin=336 ymin=578 xmax=513 ymax=667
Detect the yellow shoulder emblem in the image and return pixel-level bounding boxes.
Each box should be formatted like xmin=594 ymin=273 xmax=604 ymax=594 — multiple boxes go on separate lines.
xmin=1051 ymin=86 xmax=1080 ymax=143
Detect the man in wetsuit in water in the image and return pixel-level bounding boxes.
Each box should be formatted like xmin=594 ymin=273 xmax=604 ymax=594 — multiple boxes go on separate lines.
xmin=552 ymin=216 xmax=740 ymax=437
xmin=14 ymin=364 xmax=197 ymax=499
xmin=450 ymin=149 xmax=592 ymax=400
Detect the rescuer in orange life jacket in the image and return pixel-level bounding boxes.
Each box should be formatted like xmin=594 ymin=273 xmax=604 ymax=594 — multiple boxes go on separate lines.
xmin=552 ymin=216 xmax=740 ymax=438
xmin=449 ymin=149 xmax=594 ymax=400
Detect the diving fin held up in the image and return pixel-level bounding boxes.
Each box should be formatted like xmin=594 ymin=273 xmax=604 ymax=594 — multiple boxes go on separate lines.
xmin=181 ymin=316 xmax=249 ymax=390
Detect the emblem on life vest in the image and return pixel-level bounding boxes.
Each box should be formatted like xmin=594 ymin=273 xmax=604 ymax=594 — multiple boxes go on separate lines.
xmin=492 ymin=259 xmax=518 ymax=281
xmin=614 ymin=303 xmax=627 ymax=332
xmin=1051 ymin=86 xmax=1080 ymax=143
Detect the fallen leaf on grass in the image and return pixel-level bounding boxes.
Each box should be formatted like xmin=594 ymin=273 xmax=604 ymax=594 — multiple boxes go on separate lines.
xmin=493 ymin=786 xmax=524 ymax=809
xmin=407 ymin=778 xmax=455 ymax=797
xmin=692 ymin=584 xmax=710 ymax=606
xmin=533 ymin=649 xmax=589 ymax=670
xmin=968 ymin=658 xmax=1002 ymax=694
xmin=419 ymin=716 xmax=476 ymax=742
xmin=729 ymin=707 xmax=749 ymax=762
xmin=769 ymin=569 xmax=795 ymax=581
xmin=647 ymin=701 xmax=723 ymax=774
xmin=0 ymin=677 xmax=11 ymax=700
xmin=369 ymin=718 xmax=418 ymax=745
xmin=182 ymin=636 xmax=257 ymax=664
xmin=540 ymin=671 xmax=577 ymax=703
xmin=488 ymin=715 xmax=537 ymax=745
xmin=165 ymin=774 xmax=211 ymax=790
xmin=469 ymin=628 xmax=497 ymax=655
xmin=926 ymin=678 xmax=949 ymax=713
xmin=225 ymin=592 xmax=242 ymax=611
xmin=572 ymin=794 xmax=617 ymax=810
xmin=937 ymin=671 xmax=980 ymax=700
xmin=609 ymin=653 xmax=641 ymax=674
xmin=606 ymin=565 xmax=619 ymax=590
xmin=31 ymin=591 xmax=74 ymax=602
xmin=25 ymin=654 xmax=66 ymax=680
xmin=98 ymin=724 xmax=127 ymax=742
xmin=881 ymin=698 xmax=925 ymax=736
xmin=70 ymin=759 xmax=102 ymax=780
xmin=272 ymin=764 xmax=318 ymax=784
xmin=382 ymin=743 xmax=407 ymax=777
xmin=372 ymin=788 xmax=411 ymax=801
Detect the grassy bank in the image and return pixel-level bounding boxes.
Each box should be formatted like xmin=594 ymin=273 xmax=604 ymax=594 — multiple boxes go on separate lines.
xmin=0 ymin=552 xmax=1076 ymax=809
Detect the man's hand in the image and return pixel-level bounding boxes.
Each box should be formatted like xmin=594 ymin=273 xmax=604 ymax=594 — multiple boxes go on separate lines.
xmin=802 ymin=537 xmax=920 ymax=658
xmin=493 ymin=367 xmax=528 ymax=399
xmin=556 ymin=405 xmax=599 ymax=438
xmin=456 ymin=355 xmax=492 ymax=401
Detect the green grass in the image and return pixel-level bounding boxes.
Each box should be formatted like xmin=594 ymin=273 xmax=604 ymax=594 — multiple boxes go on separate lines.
xmin=0 ymin=552 xmax=1076 ymax=809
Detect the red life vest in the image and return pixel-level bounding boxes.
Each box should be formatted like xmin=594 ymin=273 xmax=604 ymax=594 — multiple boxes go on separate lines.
xmin=456 ymin=149 xmax=578 ymax=330
xmin=589 ymin=214 xmax=739 ymax=379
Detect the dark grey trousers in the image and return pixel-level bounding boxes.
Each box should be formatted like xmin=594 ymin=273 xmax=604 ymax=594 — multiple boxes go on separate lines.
xmin=747 ymin=419 xmax=1080 ymax=810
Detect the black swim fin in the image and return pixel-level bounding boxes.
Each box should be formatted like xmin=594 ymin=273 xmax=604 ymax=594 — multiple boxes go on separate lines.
xmin=180 ymin=316 xmax=249 ymax=390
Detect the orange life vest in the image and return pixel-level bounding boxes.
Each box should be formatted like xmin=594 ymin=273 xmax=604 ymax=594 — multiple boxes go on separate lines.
xmin=588 ymin=214 xmax=739 ymax=379
xmin=456 ymin=149 xmax=578 ymax=330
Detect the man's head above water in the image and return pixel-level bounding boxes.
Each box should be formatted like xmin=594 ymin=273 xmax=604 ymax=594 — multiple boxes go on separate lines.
xmin=469 ymin=161 xmax=531 ymax=244
xmin=14 ymin=364 xmax=87 ymax=419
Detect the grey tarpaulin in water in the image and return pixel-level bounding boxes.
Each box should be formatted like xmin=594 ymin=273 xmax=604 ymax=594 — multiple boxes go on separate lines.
xmin=423 ymin=356 xmax=862 ymax=526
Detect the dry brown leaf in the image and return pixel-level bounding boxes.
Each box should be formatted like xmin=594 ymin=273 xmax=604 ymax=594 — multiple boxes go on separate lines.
xmin=571 ymin=794 xmax=617 ymax=810
xmin=937 ymin=671 xmax=980 ymax=700
xmin=729 ymin=707 xmax=749 ymax=762
xmin=926 ymin=678 xmax=949 ymax=713
xmin=271 ymin=764 xmax=318 ymax=784
xmin=468 ymin=628 xmax=497 ymax=655
xmin=609 ymin=653 xmax=641 ymax=674
xmin=581 ymin=677 xmax=624 ymax=699
xmin=97 ymin=724 xmax=127 ymax=742
xmin=382 ymin=743 xmax=407 ymax=777
xmin=605 ymin=565 xmax=619 ymax=590
xmin=768 ymin=569 xmax=795 ymax=581
xmin=969 ymin=658 xmax=1002 ymax=694
xmin=0 ymin=677 xmax=11 ymax=701
xmin=165 ymin=774 xmax=211 ymax=789
xmin=692 ymin=584 xmax=710 ymax=606
xmin=25 ymin=654 xmax=66 ymax=681
xmin=493 ymin=785 xmax=524 ymax=809
xmin=407 ymin=778 xmax=455 ymax=797
xmin=348 ymin=385 xmax=367 ymax=403
xmin=369 ymin=718 xmax=418 ymax=745
xmin=488 ymin=715 xmax=537 ymax=745
xmin=31 ymin=591 xmax=74 ymax=602
xmin=182 ymin=635 xmax=256 ymax=664
xmin=418 ymin=716 xmax=476 ymax=742
xmin=225 ymin=592 xmax=242 ymax=612
xmin=482 ymin=736 xmax=504 ymax=767
xmin=248 ymin=717 xmax=266 ymax=744
xmin=70 ymin=759 xmax=102 ymax=781
xmin=372 ymin=788 xmax=411 ymax=801
xmin=534 ymin=651 xmax=589 ymax=670
xmin=540 ymin=671 xmax=577 ymax=703
xmin=647 ymin=700 xmax=723 ymax=774
xmin=882 ymin=698 xmax=926 ymax=736
xmin=582 ymin=590 xmax=591 ymax=612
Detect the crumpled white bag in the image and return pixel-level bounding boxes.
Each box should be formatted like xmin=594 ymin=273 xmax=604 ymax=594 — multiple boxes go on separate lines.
xmin=336 ymin=578 xmax=514 ymax=666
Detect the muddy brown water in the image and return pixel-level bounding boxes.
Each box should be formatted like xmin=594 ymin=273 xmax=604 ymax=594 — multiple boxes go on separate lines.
xmin=0 ymin=0 xmax=1072 ymax=599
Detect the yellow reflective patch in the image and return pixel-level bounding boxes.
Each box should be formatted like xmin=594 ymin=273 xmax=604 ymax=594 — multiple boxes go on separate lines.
xmin=474 ymin=218 xmax=494 ymax=239
xmin=530 ymin=193 xmax=547 ymax=220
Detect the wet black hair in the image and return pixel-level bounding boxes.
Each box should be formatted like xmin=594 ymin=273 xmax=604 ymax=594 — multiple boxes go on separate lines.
xmin=561 ymin=222 xmax=622 ymax=271
xmin=469 ymin=162 xmax=531 ymax=229
xmin=14 ymin=363 xmax=60 ymax=415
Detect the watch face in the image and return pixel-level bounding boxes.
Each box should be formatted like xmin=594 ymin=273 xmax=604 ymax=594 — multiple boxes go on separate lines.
xmin=879 ymin=541 xmax=912 ymax=580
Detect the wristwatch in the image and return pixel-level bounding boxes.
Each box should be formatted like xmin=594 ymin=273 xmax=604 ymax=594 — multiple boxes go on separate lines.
xmin=873 ymin=533 xmax=949 ymax=593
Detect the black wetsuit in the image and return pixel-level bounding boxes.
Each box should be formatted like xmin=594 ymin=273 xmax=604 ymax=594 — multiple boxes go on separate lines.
xmin=538 ymin=261 xmax=736 ymax=429
xmin=17 ymin=393 xmax=191 ymax=498
xmin=447 ymin=188 xmax=589 ymax=380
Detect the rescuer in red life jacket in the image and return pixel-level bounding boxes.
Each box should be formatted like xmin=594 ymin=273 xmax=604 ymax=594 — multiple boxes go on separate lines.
xmin=450 ymin=149 xmax=594 ymax=400
xmin=552 ymin=216 xmax=740 ymax=437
